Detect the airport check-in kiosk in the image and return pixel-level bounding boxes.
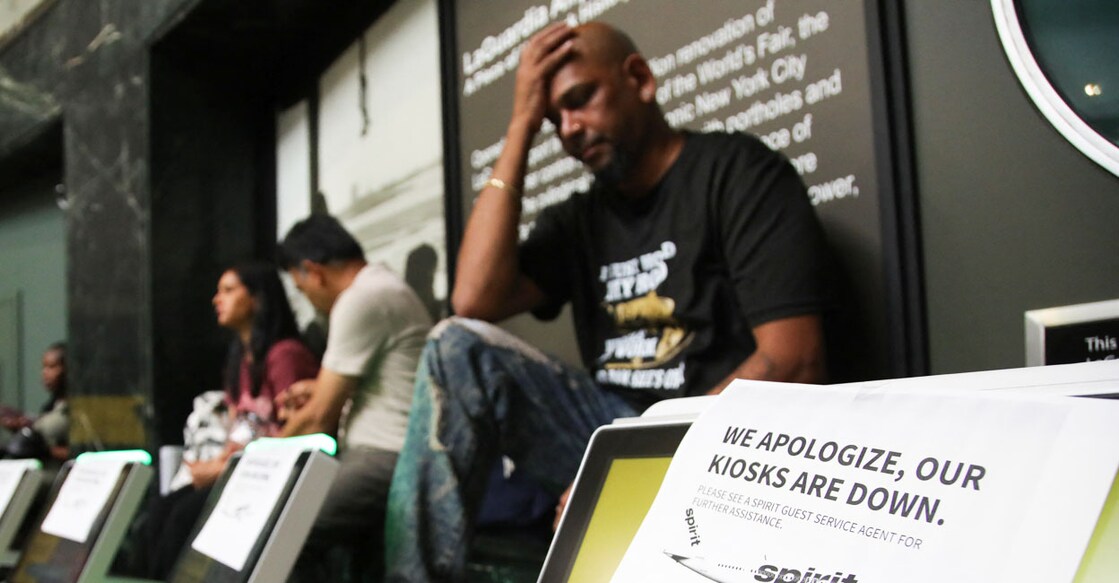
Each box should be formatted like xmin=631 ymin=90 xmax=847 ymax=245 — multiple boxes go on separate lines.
xmin=0 ymin=460 xmax=45 ymax=570
xmin=539 ymin=362 xmax=1119 ymax=583
xmin=6 ymin=433 xmax=338 ymax=583
xmin=7 ymin=450 xmax=152 ymax=583
xmin=161 ymin=434 xmax=339 ymax=583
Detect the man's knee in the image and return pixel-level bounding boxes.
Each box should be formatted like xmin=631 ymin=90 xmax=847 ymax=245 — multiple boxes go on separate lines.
xmin=429 ymin=317 xmax=496 ymax=350
xmin=426 ymin=317 xmax=487 ymax=363
xmin=430 ymin=316 xmax=551 ymax=366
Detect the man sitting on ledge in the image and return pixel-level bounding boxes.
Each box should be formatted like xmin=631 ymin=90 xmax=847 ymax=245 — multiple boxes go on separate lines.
xmin=385 ymin=21 xmax=830 ymax=582
xmin=275 ymin=214 xmax=432 ymax=579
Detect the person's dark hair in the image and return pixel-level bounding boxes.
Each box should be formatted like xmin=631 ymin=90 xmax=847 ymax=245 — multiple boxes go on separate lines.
xmin=222 ymin=262 xmax=302 ymax=399
xmin=42 ymin=342 xmax=66 ymax=413
xmin=275 ymin=214 xmax=365 ymax=270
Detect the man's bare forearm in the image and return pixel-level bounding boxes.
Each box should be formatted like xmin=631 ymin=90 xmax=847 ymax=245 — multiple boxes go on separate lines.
xmin=708 ymin=349 xmax=825 ymax=395
xmin=278 ymin=372 xmax=350 ymax=437
xmin=707 ymin=314 xmax=827 ymax=394
xmin=452 ymin=120 xmax=536 ymax=320
xmin=452 ymin=24 xmax=575 ymax=322
xmin=279 ymin=403 xmax=337 ymax=437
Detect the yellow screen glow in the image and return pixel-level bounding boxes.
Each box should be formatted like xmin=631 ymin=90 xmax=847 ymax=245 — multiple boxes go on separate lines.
xmin=567 ymin=456 xmax=673 ymax=583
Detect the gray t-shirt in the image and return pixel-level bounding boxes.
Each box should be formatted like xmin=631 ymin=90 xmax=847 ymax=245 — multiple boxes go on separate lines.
xmin=323 ymin=263 xmax=432 ymax=452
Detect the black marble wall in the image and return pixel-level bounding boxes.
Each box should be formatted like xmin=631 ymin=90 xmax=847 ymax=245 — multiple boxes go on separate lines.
xmin=0 ymin=0 xmax=395 ymax=451
xmin=0 ymin=0 xmax=277 ymax=449
xmin=1 ymin=0 xmax=198 ymax=450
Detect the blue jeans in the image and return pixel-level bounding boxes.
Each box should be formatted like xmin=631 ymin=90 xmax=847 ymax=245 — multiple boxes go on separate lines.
xmin=384 ymin=318 xmax=636 ymax=582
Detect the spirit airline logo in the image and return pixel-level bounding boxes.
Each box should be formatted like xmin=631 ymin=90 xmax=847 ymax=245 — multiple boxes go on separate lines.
xmin=665 ymin=552 xmax=858 ymax=583
xmin=752 ymin=563 xmax=859 ymax=583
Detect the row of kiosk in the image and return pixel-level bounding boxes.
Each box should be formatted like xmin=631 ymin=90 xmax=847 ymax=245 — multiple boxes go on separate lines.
xmin=0 ymin=436 xmax=338 ymax=583
xmin=0 ymin=361 xmax=1116 ymax=583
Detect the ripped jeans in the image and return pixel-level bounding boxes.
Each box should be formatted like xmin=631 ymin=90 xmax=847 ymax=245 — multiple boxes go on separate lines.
xmin=384 ymin=318 xmax=636 ymax=582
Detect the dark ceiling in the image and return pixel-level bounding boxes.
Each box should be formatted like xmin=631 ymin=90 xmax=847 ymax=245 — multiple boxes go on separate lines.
xmin=152 ymin=0 xmax=396 ymax=107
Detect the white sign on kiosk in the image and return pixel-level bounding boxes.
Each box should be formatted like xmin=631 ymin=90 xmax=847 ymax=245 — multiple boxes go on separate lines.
xmin=612 ymin=381 xmax=1119 ymax=583
xmin=190 ymin=445 xmax=304 ymax=571
xmin=0 ymin=460 xmax=37 ymax=518
xmin=40 ymin=460 xmax=127 ymax=543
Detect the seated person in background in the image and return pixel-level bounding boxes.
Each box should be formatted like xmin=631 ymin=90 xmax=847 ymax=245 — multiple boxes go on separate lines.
xmin=145 ymin=261 xmax=319 ymax=579
xmin=384 ymin=22 xmax=830 ymax=581
xmin=275 ymin=214 xmax=432 ymax=577
xmin=1 ymin=342 xmax=70 ymax=463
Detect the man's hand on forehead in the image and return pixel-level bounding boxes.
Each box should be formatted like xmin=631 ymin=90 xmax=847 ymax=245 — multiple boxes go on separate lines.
xmin=511 ymin=22 xmax=577 ymax=133
xmin=522 ymin=23 xmax=577 ymax=86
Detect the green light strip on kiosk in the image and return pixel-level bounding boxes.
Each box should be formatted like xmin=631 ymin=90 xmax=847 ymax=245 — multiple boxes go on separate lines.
xmin=75 ymin=449 xmax=153 ymax=465
xmin=1 ymin=459 xmax=43 ymax=470
xmin=245 ymin=433 xmax=338 ymax=456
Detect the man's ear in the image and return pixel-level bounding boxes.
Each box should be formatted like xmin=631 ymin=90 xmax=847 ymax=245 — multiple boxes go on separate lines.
xmin=300 ymin=259 xmax=324 ymax=284
xmin=623 ymin=54 xmax=657 ymax=103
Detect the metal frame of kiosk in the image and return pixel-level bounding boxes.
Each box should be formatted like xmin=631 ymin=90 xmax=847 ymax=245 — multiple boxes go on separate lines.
xmin=0 ymin=460 xmax=44 ymax=569
xmin=246 ymin=448 xmax=337 ymax=582
xmin=148 ymin=435 xmax=340 ymax=583
xmin=83 ymin=463 xmax=152 ymax=583
xmin=8 ymin=451 xmax=152 ymax=583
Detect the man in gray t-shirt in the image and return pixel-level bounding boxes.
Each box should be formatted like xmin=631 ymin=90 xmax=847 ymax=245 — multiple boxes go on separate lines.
xmin=277 ymin=214 xmax=432 ymax=568
xmin=318 ymin=263 xmax=429 ymax=453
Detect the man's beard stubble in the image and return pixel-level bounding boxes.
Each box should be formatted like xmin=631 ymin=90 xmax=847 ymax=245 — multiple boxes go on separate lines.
xmin=590 ymin=144 xmax=634 ymax=188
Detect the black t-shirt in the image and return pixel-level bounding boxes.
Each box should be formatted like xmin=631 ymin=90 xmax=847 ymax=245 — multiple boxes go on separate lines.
xmin=520 ymin=131 xmax=829 ymax=410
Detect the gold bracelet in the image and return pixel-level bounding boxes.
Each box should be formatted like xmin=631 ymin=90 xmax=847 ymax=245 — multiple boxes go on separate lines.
xmin=485 ymin=177 xmax=521 ymax=198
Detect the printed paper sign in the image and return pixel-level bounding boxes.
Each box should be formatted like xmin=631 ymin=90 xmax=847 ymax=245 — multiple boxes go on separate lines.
xmin=190 ymin=446 xmax=302 ymax=571
xmin=40 ymin=460 xmax=126 ymax=543
xmin=612 ymin=381 xmax=1119 ymax=583
xmin=0 ymin=460 xmax=32 ymax=518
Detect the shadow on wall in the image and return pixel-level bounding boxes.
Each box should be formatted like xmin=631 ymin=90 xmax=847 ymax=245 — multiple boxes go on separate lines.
xmin=404 ymin=243 xmax=444 ymax=323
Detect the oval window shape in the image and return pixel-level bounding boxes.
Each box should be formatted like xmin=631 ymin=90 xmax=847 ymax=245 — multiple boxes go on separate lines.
xmin=992 ymin=0 xmax=1119 ymax=176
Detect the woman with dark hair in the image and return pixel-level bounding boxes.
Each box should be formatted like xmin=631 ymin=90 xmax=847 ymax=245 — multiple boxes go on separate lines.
xmin=182 ymin=262 xmax=319 ymax=486
xmin=146 ymin=262 xmax=318 ymax=578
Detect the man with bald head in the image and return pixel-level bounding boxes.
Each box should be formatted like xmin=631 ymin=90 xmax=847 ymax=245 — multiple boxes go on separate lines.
xmin=385 ymin=22 xmax=829 ymax=580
